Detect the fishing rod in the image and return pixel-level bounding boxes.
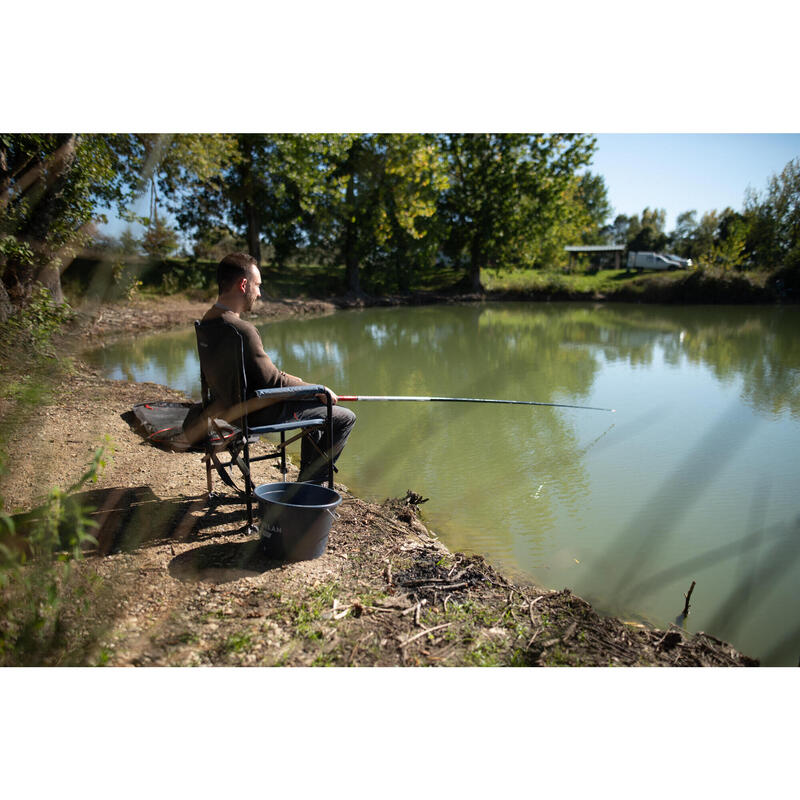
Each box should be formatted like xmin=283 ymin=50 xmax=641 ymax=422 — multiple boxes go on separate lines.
xmin=338 ymin=395 xmax=615 ymax=413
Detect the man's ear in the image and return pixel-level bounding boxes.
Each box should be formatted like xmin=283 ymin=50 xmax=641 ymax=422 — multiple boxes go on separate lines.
xmin=238 ymin=276 xmax=248 ymax=293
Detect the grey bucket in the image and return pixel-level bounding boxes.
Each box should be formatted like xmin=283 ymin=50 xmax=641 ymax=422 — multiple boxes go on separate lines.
xmin=255 ymin=482 xmax=342 ymax=561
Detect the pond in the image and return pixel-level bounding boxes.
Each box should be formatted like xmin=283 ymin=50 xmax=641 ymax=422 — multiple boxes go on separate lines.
xmin=86 ymin=302 xmax=800 ymax=666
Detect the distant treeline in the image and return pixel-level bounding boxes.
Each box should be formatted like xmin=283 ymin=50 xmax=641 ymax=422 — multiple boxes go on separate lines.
xmin=2 ymin=134 xmax=799 ymax=316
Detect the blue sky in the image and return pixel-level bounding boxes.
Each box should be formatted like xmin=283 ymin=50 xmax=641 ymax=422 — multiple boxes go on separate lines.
xmin=590 ymin=134 xmax=800 ymax=231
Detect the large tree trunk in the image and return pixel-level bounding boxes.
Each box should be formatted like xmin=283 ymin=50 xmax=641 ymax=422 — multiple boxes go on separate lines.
xmin=468 ymin=236 xmax=485 ymax=293
xmin=245 ymin=201 xmax=261 ymax=266
xmin=34 ymin=264 xmax=65 ymax=304
xmin=237 ymin=135 xmax=261 ymax=266
xmin=2 ymin=135 xmax=77 ymax=306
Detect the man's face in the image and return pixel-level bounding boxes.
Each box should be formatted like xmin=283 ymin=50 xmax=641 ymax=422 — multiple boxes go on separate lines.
xmin=243 ymin=266 xmax=262 ymax=312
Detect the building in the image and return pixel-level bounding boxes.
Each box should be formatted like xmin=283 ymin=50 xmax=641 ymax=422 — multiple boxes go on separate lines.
xmin=564 ymin=245 xmax=626 ymax=270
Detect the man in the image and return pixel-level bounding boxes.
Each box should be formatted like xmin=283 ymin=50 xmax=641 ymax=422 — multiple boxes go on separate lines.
xmin=200 ymin=252 xmax=355 ymax=484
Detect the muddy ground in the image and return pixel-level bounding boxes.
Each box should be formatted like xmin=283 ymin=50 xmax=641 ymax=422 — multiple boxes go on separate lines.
xmin=0 ymin=295 xmax=758 ymax=666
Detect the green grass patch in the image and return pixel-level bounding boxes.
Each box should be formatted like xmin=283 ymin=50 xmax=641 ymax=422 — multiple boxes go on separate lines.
xmin=278 ymin=581 xmax=341 ymax=641
xmin=483 ymin=267 xmax=656 ymax=295
xmin=223 ymin=631 xmax=253 ymax=654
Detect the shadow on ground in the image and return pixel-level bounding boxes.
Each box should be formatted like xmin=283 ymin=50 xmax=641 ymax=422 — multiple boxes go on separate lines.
xmin=168 ymin=539 xmax=283 ymax=584
xmin=70 ymin=485 xmax=252 ymax=554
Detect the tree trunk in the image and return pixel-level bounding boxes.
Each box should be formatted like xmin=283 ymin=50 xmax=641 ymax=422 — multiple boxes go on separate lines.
xmin=237 ymin=135 xmax=261 ymax=266
xmin=34 ymin=264 xmax=65 ymax=304
xmin=3 ymin=135 xmax=77 ymax=306
xmin=245 ymin=201 xmax=261 ymax=266
xmin=395 ymin=235 xmax=411 ymax=292
xmin=344 ymin=235 xmax=360 ymax=293
xmin=343 ymin=172 xmax=360 ymax=293
xmin=468 ymin=236 xmax=485 ymax=293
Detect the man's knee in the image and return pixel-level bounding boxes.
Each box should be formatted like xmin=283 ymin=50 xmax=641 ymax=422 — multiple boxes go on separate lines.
xmin=334 ymin=406 xmax=356 ymax=433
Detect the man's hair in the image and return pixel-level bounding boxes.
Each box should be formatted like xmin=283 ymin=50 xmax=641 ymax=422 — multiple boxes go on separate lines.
xmin=217 ymin=252 xmax=258 ymax=293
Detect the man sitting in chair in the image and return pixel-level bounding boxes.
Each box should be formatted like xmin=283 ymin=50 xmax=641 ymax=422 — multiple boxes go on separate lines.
xmin=201 ymin=251 xmax=356 ymax=485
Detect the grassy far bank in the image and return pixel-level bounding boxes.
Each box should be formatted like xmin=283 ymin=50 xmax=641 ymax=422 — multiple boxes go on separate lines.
xmin=63 ymin=252 xmax=798 ymax=307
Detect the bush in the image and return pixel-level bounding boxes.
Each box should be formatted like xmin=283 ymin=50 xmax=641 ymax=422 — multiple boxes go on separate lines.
xmin=0 ymin=441 xmax=114 ymax=666
xmin=0 ymin=284 xmax=74 ymax=356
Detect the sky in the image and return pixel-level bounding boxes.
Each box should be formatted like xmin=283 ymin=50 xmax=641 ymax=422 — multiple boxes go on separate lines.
xmin=590 ymin=134 xmax=800 ymax=231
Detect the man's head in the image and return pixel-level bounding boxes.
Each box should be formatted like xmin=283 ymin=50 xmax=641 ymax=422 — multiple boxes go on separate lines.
xmin=217 ymin=252 xmax=261 ymax=313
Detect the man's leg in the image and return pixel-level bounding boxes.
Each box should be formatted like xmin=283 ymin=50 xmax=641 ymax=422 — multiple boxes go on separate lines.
xmin=281 ymin=403 xmax=356 ymax=484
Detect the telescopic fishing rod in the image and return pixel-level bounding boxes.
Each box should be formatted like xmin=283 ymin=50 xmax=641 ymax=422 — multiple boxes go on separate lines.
xmin=338 ymin=395 xmax=615 ymax=412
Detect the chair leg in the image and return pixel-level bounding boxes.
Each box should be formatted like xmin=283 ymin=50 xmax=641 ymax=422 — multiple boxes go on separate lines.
xmin=280 ymin=431 xmax=287 ymax=480
xmin=327 ymin=395 xmax=334 ymax=489
xmin=244 ymin=439 xmax=254 ymax=530
xmin=205 ymin=451 xmax=213 ymax=495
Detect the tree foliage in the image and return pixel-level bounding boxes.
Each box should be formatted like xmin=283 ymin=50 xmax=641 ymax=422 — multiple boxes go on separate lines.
xmin=438 ymin=134 xmax=597 ymax=290
xmin=660 ymin=159 xmax=800 ymax=273
xmin=333 ymin=134 xmax=449 ymax=292
xmin=1 ymin=134 xmax=120 ymax=307
xmin=743 ymin=157 xmax=800 ymax=271
xmin=3 ymin=134 xmax=797 ymax=317
xmin=0 ymin=133 xmax=235 ymax=316
xmin=141 ymin=217 xmax=179 ymax=261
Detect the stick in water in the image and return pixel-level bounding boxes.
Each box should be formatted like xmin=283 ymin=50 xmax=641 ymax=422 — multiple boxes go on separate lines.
xmin=338 ymin=395 xmax=615 ymax=412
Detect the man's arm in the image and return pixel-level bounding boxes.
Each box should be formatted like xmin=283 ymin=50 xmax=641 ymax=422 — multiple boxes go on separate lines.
xmin=239 ymin=317 xmax=338 ymax=404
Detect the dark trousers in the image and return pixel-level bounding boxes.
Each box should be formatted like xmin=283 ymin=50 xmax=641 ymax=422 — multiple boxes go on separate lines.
xmin=251 ymin=401 xmax=356 ymax=484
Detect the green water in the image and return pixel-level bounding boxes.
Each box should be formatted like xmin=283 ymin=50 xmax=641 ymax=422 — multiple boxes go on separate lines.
xmin=87 ymin=302 xmax=800 ymax=665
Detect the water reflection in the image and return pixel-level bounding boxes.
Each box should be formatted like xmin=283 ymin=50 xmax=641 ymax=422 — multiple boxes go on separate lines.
xmin=85 ymin=302 xmax=800 ymax=664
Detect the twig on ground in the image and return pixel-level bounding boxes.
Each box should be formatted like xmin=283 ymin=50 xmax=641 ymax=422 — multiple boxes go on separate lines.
xmin=562 ymin=622 xmax=578 ymax=643
xmin=349 ymin=633 xmax=370 ymax=665
xmin=528 ymin=595 xmax=545 ymax=626
xmin=399 ymin=622 xmax=452 ymax=648
xmin=401 ymin=599 xmax=427 ymax=616
xmin=401 ymin=577 xmax=458 ymax=587
xmin=404 ymin=581 xmax=469 ymax=592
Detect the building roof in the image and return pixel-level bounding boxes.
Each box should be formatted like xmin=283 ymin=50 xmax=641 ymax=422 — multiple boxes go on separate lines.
xmin=564 ymin=245 xmax=625 ymax=253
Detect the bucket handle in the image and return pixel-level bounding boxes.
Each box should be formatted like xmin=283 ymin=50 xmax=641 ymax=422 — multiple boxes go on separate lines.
xmin=326 ymin=509 xmax=340 ymax=520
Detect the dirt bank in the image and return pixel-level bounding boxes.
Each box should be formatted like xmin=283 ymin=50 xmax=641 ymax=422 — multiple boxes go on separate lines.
xmin=0 ymin=296 xmax=758 ymax=666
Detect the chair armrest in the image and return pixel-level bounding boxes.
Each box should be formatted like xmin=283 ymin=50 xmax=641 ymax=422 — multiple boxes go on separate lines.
xmin=250 ymin=418 xmax=326 ymax=435
xmin=254 ymin=385 xmax=327 ymax=402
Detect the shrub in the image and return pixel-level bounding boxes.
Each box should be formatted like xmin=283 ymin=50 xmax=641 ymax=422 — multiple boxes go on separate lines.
xmin=0 ymin=441 xmax=114 ymax=665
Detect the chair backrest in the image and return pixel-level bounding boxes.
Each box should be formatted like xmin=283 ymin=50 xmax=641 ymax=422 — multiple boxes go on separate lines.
xmin=194 ymin=319 xmax=249 ymax=428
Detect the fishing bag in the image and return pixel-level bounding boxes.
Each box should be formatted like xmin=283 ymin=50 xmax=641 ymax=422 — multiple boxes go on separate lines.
xmin=129 ymin=401 xmax=238 ymax=453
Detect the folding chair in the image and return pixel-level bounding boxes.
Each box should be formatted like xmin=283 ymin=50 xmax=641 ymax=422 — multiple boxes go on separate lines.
xmin=194 ymin=319 xmax=335 ymax=530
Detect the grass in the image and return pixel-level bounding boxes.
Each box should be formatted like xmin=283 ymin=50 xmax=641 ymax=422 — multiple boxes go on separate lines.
xmin=223 ymin=631 xmax=253 ymax=654
xmin=483 ymin=267 xmax=674 ymax=295
xmin=277 ymin=581 xmax=341 ymax=641
xmin=482 ymin=264 xmax=784 ymax=305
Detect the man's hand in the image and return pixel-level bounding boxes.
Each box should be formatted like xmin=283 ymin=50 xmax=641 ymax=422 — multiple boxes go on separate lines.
xmin=317 ymin=387 xmax=338 ymax=405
